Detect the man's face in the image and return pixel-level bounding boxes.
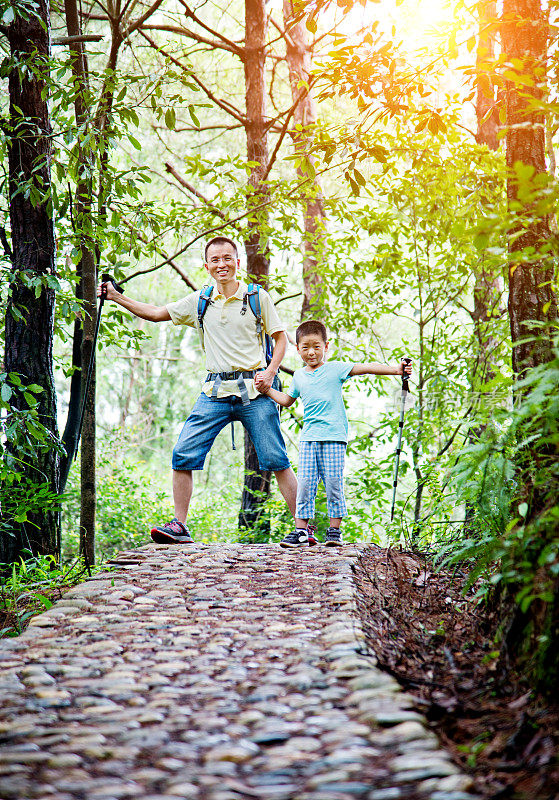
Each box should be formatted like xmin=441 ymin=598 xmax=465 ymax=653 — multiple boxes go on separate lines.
xmin=297 ymin=334 xmax=328 ymax=369
xmin=205 ymin=242 xmax=239 ymax=284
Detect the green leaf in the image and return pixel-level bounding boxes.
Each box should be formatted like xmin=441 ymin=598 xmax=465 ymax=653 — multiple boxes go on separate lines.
xmin=188 ymin=105 xmax=200 ymax=128
xmin=164 ymin=108 xmax=176 ymax=130
xmin=1 ymin=384 xmax=12 ymax=402
xmin=518 ymin=502 xmax=528 ymax=517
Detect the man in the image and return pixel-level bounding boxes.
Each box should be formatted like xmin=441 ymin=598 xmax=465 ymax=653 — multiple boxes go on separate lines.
xmin=98 ymin=236 xmax=297 ymax=543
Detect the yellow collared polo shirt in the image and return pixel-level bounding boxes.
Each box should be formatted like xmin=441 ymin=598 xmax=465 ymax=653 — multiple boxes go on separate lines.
xmin=166 ymin=280 xmax=285 ymax=399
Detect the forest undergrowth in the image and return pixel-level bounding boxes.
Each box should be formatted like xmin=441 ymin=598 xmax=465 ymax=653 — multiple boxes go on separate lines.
xmin=355 ymin=547 xmax=559 ymax=800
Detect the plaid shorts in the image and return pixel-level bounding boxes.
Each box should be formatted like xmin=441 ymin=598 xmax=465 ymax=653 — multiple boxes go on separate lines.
xmin=296 ymin=441 xmax=347 ymax=520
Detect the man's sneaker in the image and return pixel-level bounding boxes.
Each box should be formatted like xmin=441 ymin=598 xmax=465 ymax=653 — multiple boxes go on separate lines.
xmin=280 ymin=529 xmax=309 ymax=548
xmin=307 ymin=524 xmax=319 ymax=546
xmin=324 ymin=527 xmax=343 ymax=547
xmin=150 ymin=518 xmax=194 ymax=544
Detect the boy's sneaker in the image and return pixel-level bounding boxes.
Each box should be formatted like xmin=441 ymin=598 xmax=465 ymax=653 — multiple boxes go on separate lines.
xmin=280 ymin=529 xmax=309 ymax=548
xmin=307 ymin=524 xmax=319 ymax=546
xmin=150 ymin=518 xmax=193 ymax=544
xmin=324 ymin=527 xmax=343 ymax=547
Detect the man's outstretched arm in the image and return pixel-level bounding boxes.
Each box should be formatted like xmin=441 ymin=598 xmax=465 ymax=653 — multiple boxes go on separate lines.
xmin=98 ymin=281 xmax=171 ymax=322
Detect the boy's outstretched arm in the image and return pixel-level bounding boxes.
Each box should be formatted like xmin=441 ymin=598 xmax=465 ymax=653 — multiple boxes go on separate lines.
xmin=350 ymin=360 xmax=412 ymax=377
xmin=97 ymin=280 xmax=171 ymax=323
xmin=258 ymin=385 xmax=297 ymax=407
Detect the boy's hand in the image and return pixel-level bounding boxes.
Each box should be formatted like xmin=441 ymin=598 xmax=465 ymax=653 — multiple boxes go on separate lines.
xmin=255 ymin=367 xmax=275 ymax=393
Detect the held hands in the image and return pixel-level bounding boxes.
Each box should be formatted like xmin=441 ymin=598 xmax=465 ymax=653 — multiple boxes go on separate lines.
xmin=254 ymin=368 xmax=274 ymax=394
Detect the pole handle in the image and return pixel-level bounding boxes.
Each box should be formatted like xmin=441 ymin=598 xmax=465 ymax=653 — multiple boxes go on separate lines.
xmin=401 ymin=356 xmax=412 ymax=392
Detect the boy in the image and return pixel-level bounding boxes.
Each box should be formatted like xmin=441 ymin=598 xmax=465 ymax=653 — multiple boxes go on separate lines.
xmin=255 ymin=320 xmax=412 ymax=547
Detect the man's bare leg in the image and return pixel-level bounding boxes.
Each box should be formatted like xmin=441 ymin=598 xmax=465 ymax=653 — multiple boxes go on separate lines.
xmin=173 ymin=469 xmax=193 ymax=524
xmin=274 ymin=467 xmax=297 ymax=517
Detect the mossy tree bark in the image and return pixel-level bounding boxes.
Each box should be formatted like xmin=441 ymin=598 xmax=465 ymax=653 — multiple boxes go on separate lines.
xmin=499 ymin=0 xmax=559 ymax=695
xmin=2 ymin=0 xmax=60 ymax=562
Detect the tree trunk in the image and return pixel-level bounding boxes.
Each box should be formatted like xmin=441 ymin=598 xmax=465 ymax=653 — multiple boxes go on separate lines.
xmin=498 ymin=0 xmax=558 ymax=695
xmin=240 ymin=0 xmax=272 ymax=533
xmin=283 ymin=0 xmax=326 ymax=319
xmin=502 ymin=0 xmax=556 ymax=374
xmin=474 ymin=0 xmax=502 ymax=370
xmin=2 ymin=0 xmax=60 ymax=563
xmin=62 ymin=0 xmax=98 ymax=563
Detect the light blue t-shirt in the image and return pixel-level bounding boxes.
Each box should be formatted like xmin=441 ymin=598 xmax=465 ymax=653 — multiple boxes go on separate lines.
xmin=287 ymin=360 xmax=354 ymax=442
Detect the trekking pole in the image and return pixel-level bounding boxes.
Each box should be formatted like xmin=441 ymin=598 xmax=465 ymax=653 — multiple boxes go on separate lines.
xmin=390 ymin=357 xmax=412 ymax=521
xmin=74 ymin=274 xmax=123 ymax=460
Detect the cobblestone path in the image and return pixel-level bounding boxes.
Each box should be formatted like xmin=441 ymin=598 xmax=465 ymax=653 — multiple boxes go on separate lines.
xmin=0 ymin=545 xmax=477 ymax=800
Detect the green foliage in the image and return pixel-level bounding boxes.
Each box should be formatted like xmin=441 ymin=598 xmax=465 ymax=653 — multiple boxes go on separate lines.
xmin=437 ymin=333 xmax=559 ymax=617
xmin=0 ymin=371 xmax=63 ymax=538
xmin=0 ymin=550 xmax=98 ymax=637
xmin=62 ymin=433 xmax=175 ymax=560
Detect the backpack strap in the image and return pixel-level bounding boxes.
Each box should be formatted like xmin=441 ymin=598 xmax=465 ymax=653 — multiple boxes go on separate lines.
xmin=197 ymin=285 xmax=214 ymax=330
xmin=244 ymin=283 xmax=267 ymax=364
xmin=196 ymin=285 xmax=214 ymax=351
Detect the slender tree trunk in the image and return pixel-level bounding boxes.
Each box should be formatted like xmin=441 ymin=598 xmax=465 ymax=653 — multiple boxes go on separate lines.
xmin=474 ymin=0 xmax=502 ymax=376
xmin=2 ymin=0 xmax=60 ymax=563
xmin=63 ymin=0 xmax=98 ymax=564
xmin=282 ymin=0 xmax=326 ymax=319
xmin=239 ymin=0 xmax=272 ymax=533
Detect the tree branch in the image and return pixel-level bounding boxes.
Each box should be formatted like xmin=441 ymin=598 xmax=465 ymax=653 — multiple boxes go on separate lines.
xmin=164 ymin=162 xmax=226 ymax=218
xmin=124 ymin=0 xmax=165 ymax=38
xmin=177 ymin=0 xmax=243 ymax=54
xmin=122 ymin=219 xmax=197 ymax=289
xmin=53 ymin=34 xmax=104 ymax=44
xmin=119 ymin=197 xmax=274 ymax=285
xmin=262 ymin=86 xmax=310 ymax=180
xmin=139 ymin=31 xmax=247 ymax=125
xmin=140 ymin=23 xmax=242 ymax=55
xmin=0 ymin=226 xmax=13 ymax=260
xmin=153 ymin=123 xmax=244 ymax=133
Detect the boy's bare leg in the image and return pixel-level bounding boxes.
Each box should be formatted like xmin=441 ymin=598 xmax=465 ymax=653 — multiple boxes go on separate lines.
xmin=274 ymin=467 xmax=297 ymax=517
xmin=173 ymin=469 xmax=193 ymax=524
xmin=329 ymin=517 xmax=342 ymax=529
xmin=295 ymin=518 xmax=309 ymax=529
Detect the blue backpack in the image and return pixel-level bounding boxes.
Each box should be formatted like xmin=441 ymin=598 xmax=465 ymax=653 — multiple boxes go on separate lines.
xmin=196 ymin=283 xmax=274 ymax=366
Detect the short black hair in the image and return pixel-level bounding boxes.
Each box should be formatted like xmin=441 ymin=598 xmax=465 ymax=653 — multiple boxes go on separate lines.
xmin=204 ymin=236 xmax=238 ymax=261
xmin=296 ymin=320 xmax=328 ymax=344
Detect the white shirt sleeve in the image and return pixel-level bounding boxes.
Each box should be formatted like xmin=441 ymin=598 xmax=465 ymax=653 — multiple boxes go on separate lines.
xmin=165 ymin=292 xmax=198 ymax=327
xmin=259 ymin=289 xmax=285 ymax=336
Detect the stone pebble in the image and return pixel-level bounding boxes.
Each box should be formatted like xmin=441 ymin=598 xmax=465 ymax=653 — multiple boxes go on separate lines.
xmin=0 ymin=544 xmax=479 ymax=799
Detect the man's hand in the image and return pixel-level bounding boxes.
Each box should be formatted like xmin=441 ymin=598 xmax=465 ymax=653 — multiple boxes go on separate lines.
xmin=255 ymin=367 xmax=275 ymax=393
xmin=397 ymin=359 xmax=413 ymax=377
xmin=97 ymin=280 xmax=120 ymax=302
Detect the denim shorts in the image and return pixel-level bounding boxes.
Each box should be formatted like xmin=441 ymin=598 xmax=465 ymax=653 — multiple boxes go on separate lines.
xmin=172 ymin=392 xmax=291 ymax=472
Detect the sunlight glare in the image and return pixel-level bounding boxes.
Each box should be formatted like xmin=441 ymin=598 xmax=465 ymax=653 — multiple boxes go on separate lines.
xmin=353 ymin=0 xmax=458 ymax=57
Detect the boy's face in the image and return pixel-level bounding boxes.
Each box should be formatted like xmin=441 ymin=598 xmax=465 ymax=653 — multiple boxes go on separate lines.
xmin=297 ymin=333 xmax=328 ymax=368
xmin=205 ymin=242 xmax=239 ymax=284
